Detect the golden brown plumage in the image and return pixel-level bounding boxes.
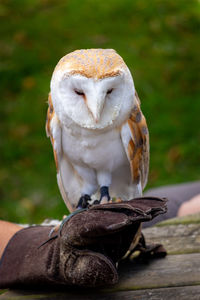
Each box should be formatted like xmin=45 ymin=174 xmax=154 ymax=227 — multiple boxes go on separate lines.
xmin=46 ymin=94 xmax=59 ymax=170
xmin=127 ymin=93 xmax=149 ymax=188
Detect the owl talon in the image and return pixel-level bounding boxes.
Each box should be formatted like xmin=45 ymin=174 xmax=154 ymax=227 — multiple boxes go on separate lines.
xmin=48 ymin=214 xmax=68 ymax=237
xmin=77 ymin=194 xmax=91 ymax=209
xmin=99 ymin=186 xmax=110 ymax=204
xmin=48 ymin=224 xmax=60 ymax=238
xmin=93 ymin=200 xmax=100 ymax=205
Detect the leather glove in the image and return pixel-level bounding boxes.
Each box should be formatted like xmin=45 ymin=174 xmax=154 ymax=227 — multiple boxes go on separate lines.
xmin=0 ymin=197 xmax=167 ymax=288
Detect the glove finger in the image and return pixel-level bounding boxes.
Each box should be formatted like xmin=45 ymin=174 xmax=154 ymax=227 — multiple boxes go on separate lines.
xmin=60 ymin=246 xmax=118 ymax=287
xmin=90 ymin=196 xmax=167 ymax=220
xmin=61 ymin=210 xmax=142 ymax=263
xmin=63 ymin=209 xmax=132 ymax=245
xmin=63 ymin=197 xmax=167 ymax=246
xmin=61 ymin=197 xmax=167 ymax=262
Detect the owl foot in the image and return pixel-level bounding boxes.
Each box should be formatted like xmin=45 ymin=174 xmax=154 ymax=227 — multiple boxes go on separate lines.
xmin=99 ymin=186 xmax=110 ymax=204
xmin=77 ymin=194 xmax=91 ymax=209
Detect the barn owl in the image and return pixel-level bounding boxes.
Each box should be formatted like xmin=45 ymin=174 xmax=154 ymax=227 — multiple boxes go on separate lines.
xmin=46 ymin=49 xmax=149 ymax=212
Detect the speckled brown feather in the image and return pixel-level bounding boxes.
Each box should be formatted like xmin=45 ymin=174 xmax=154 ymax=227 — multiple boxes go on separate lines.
xmin=46 ymin=93 xmax=53 ymax=137
xmin=53 ymin=49 xmax=126 ymax=80
xmin=46 ymin=93 xmax=59 ymax=170
xmin=127 ymin=93 xmax=149 ymax=188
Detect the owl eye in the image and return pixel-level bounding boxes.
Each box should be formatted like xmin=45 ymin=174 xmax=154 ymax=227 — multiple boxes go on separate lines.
xmin=107 ymin=89 xmax=113 ymax=95
xmin=74 ymin=89 xmax=85 ymax=96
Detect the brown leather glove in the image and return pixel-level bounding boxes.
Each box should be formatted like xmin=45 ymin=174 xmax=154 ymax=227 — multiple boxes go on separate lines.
xmin=0 ymin=197 xmax=167 ymax=288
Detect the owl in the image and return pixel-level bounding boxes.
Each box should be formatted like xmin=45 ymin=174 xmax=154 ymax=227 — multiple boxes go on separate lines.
xmin=46 ymin=49 xmax=149 ymax=212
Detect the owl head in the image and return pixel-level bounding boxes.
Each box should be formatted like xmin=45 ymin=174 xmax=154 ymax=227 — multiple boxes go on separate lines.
xmin=50 ymin=49 xmax=135 ymax=130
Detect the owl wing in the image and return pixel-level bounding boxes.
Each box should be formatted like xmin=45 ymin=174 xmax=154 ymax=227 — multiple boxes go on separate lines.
xmin=46 ymin=94 xmax=60 ymax=170
xmin=46 ymin=94 xmax=83 ymax=212
xmin=120 ymin=92 xmax=149 ymax=193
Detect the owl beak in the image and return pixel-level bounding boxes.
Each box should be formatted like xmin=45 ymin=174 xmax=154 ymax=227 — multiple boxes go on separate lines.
xmin=87 ymin=96 xmax=105 ymax=123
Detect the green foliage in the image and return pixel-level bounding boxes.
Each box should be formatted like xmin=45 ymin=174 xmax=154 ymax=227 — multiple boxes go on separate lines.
xmin=0 ymin=0 xmax=200 ymax=223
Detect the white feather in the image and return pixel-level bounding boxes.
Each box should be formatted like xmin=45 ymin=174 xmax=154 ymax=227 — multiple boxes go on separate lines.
xmin=50 ymin=114 xmax=61 ymax=156
xmin=121 ymin=122 xmax=132 ymax=159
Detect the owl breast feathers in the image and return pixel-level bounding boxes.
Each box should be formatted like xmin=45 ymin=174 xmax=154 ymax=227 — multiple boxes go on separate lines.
xmin=46 ymin=49 xmax=149 ymax=212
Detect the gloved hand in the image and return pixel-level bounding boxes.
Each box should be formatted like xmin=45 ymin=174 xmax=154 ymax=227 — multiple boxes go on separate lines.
xmin=0 ymin=197 xmax=167 ymax=288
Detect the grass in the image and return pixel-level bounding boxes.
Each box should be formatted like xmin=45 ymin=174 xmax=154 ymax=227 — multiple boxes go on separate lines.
xmin=0 ymin=0 xmax=200 ymax=223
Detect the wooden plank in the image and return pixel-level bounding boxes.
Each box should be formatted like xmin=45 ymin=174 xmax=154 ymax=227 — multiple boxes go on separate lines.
xmin=1 ymin=285 xmax=200 ymax=300
xmin=115 ymin=253 xmax=200 ymax=290
xmin=1 ymin=253 xmax=200 ymax=299
xmin=143 ymin=223 xmax=200 ymax=254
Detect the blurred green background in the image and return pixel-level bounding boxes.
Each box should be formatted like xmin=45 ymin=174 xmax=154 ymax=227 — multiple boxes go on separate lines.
xmin=0 ymin=0 xmax=200 ymax=223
